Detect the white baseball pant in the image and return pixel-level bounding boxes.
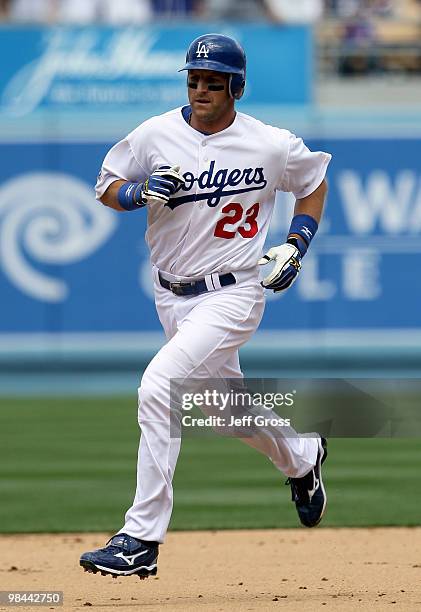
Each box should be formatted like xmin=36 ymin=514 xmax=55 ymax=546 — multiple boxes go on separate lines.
xmin=120 ymin=267 xmax=318 ymax=543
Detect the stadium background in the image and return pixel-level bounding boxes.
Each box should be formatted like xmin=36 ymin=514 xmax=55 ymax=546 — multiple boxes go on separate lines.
xmin=1 ymin=0 xmax=420 ymax=542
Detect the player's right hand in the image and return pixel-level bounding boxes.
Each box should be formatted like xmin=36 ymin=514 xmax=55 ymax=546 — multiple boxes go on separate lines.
xmin=139 ymin=165 xmax=185 ymax=206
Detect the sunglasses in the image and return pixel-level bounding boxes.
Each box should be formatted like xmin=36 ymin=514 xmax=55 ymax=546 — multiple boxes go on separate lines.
xmin=188 ymin=81 xmax=225 ymax=92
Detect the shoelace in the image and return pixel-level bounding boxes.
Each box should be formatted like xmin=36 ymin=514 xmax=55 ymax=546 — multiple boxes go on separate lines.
xmin=106 ymin=534 xmax=158 ymax=553
xmin=106 ymin=535 xmax=133 ymax=552
xmin=285 ymin=473 xmax=313 ymax=504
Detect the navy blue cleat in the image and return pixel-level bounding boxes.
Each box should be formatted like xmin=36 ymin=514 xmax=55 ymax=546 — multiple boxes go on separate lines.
xmin=80 ymin=534 xmax=159 ymax=579
xmin=286 ymin=436 xmax=328 ymax=528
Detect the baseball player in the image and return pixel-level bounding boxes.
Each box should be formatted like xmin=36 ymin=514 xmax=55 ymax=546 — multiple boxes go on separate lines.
xmin=80 ymin=33 xmax=331 ymax=579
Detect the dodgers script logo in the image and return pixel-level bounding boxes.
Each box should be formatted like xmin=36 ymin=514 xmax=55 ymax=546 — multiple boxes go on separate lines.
xmin=167 ymin=161 xmax=268 ymax=209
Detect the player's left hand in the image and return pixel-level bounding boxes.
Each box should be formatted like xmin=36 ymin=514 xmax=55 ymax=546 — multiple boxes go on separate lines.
xmin=258 ymin=243 xmax=302 ymax=293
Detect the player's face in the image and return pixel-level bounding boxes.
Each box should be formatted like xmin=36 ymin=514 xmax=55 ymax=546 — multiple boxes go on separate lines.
xmin=188 ymin=69 xmax=233 ymax=126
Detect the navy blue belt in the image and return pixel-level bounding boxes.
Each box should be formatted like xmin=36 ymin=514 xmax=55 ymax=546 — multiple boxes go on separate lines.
xmin=158 ymin=271 xmax=236 ymax=296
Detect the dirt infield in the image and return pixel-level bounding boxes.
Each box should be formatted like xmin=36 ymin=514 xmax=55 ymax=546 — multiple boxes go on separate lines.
xmin=0 ymin=528 xmax=420 ymax=611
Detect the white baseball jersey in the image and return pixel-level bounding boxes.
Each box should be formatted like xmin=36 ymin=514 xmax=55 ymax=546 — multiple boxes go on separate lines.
xmin=96 ymin=107 xmax=331 ymax=277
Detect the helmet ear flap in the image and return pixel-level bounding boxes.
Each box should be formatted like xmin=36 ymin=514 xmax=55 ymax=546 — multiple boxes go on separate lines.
xmin=229 ymin=74 xmax=245 ymax=100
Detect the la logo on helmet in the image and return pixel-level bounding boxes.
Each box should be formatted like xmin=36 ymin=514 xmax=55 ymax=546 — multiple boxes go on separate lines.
xmin=196 ymin=42 xmax=209 ymax=58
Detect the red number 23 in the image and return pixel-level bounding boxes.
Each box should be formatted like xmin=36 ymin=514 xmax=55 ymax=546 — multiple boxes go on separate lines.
xmin=214 ymin=203 xmax=260 ymax=239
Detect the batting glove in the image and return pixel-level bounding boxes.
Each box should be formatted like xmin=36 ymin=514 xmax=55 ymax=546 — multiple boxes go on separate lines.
xmin=258 ymin=243 xmax=302 ymax=293
xmin=134 ymin=165 xmax=185 ymax=206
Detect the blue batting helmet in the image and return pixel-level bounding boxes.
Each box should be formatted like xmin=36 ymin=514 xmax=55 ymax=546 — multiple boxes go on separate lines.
xmin=179 ymin=33 xmax=246 ymax=100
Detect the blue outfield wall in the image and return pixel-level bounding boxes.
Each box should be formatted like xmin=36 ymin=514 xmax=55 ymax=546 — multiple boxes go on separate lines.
xmin=0 ymin=138 xmax=420 ymax=335
xmin=0 ymin=24 xmax=420 ymax=378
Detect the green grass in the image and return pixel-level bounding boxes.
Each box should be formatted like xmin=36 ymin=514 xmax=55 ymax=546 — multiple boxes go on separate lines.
xmin=0 ymin=396 xmax=420 ymax=533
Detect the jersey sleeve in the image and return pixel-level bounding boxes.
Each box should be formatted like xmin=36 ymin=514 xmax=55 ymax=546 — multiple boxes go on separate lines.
xmin=95 ymin=137 xmax=149 ymax=200
xmin=277 ymin=132 xmax=332 ymax=199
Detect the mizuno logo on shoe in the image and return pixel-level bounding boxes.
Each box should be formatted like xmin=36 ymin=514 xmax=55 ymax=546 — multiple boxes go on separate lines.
xmin=307 ymin=477 xmax=319 ymax=502
xmin=115 ymin=549 xmax=148 ymax=566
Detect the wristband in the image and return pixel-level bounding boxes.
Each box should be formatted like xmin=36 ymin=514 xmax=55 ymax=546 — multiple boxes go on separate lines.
xmin=117 ymin=182 xmax=145 ymax=211
xmin=287 ymin=214 xmax=318 ymax=256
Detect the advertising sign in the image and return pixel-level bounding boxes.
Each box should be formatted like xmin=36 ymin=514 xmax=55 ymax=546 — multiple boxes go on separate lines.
xmin=0 ymin=24 xmax=312 ymax=117
xmin=0 ymin=138 xmax=419 ymax=333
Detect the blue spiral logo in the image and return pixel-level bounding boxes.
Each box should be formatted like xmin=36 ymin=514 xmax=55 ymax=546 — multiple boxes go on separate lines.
xmin=0 ymin=172 xmax=117 ymax=302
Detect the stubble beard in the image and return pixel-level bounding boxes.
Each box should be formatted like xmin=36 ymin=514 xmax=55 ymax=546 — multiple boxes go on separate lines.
xmin=191 ymin=99 xmax=234 ymax=126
